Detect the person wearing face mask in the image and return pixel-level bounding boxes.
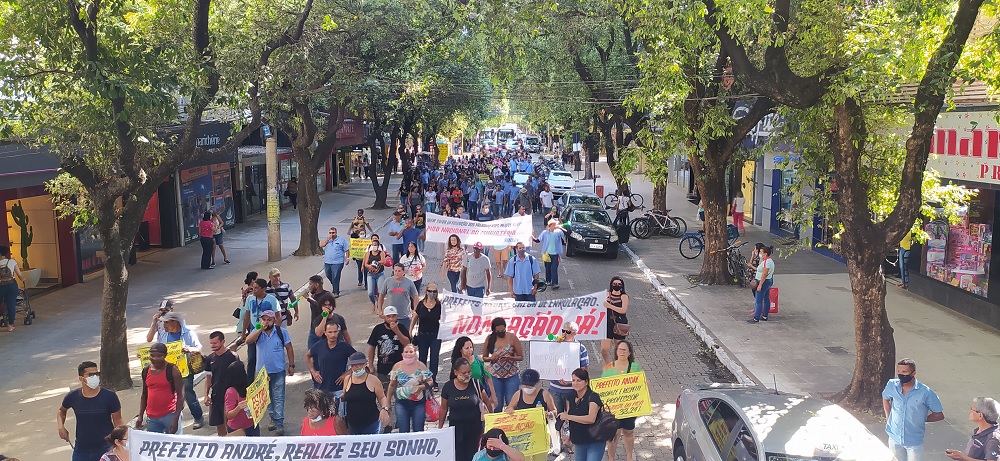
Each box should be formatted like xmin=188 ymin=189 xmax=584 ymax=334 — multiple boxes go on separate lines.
xmin=300 ymin=389 xmax=339 ymax=436
xmin=601 ymin=276 xmax=630 ymax=364
xmin=387 ymin=344 xmax=435 ymax=432
xmin=505 ymin=242 xmax=542 ymax=301
xmin=246 ymin=310 xmax=295 ymax=436
xmin=411 ymin=284 xmax=443 ymax=390
xmin=483 ymin=318 xmax=524 ymax=412
xmin=472 ymin=428 xmax=527 ymax=461
xmin=550 ymin=321 xmax=590 ymax=454
xmin=98 ymin=425 xmax=130 ymax=461
xmin=945 ymin=397 xmax=1000 ymax=461
xmin=58 ymin=361 xmax=123 ymax=461
xmin=342 ymin=352 xmax=391 ymax=435
xmin=503 ymin=369 xmax=556 ymax=461
xmin=365 ymin=235 xmax=388 ymax=309
xmin=440 ymin=358 xmax=491 ymax=461
xmin=882 ymin=358 xmax=944 ymax=461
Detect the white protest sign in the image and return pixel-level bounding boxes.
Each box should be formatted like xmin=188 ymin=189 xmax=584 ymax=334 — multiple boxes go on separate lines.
xmin=424 ymin=212 xmax=533 ymax=246
xmin=128 ymin=426 xmax=455 ymax=461
xmin=529 ymin=341 xmax=581 ymax=381
xmin=439 ymin=291 xmax=608 ymax=341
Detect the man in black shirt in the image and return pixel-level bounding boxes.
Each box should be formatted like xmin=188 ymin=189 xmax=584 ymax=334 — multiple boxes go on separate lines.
xmin=366 ymin=306 xmax=411 ymax=377
xmin=202 ymin=331 xmax=238 ymax=436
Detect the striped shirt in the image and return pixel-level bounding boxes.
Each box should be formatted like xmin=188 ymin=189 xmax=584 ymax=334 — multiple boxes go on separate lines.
xmin=267 ymin=281 xmax=292 ymax=308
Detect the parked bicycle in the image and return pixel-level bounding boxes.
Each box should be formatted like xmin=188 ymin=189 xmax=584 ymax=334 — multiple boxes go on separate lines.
xmin=679 ymin=224 xmax=741 ymax=259
xmin=630 ymin=208 xmax=688 ymax=238
xmin=604 ymin=192 xmax=644 ymax=210
xmin=710 ymin=240 xmax=751 ymax=286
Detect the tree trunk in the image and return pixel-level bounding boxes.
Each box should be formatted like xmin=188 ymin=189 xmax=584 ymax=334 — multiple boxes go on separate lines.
xmin=690 ymin=145 xmax=733 ymax=285
xmin=370 ymin=123 xmax=398 ymax=209
xmin=94 ymin=194 xmax=144 ymax=390
xmin=293 ymin=155 xmax=323 ymax=256
xmin=652 ymin=182 xmax=666 ymax=211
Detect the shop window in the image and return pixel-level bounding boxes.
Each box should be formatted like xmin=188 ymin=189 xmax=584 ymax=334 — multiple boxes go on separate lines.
xmin=921 ymin=190 xmax=994 ymax=297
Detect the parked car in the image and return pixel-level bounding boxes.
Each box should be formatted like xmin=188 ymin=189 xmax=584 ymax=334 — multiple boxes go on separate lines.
xmin=673 ymin=384 xmax=894 ymax=461
xmin=554 ymin=191 xmax=602 ymax=216
xmin=559 ymin=204 xmax=619 ymax=259
xmin=547 ymin=170 xmax=576 ymax=197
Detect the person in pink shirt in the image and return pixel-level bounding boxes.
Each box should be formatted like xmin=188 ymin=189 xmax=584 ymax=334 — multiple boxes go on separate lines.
xmin=199 ymin=211 xmax=215 ymax=269
xmin=300 ymin=389 xmax=339 ymax=436
xmin=223 ymin=361 xmax=259 ymax=436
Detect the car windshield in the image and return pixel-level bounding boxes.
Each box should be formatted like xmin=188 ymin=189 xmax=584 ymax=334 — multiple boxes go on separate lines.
xmin=526 ymin=138 xmax=539 ymax=145
xmin=552 ymin=171 xmax=572 ymax=178
xmin=572 ymin=210 xmax=611 ymax=225
xmin=570 ymin=196 xmax=602 ymax=207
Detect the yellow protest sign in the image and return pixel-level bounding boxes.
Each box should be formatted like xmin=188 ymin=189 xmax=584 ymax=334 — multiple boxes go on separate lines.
xmin=350 ymin=238 xmax=371 ymax=259
xmin=479 ymin=173 xmax=490 ymax=183
xmin=483 ymin=407 xmax=549 ymax=456
xmin=246 ymin=366 xmax=271 ymax=426
xmin=589 ymin=371 xmax=653 ymax=419
xmin=137 ymin=340 xmax=190 ymax=378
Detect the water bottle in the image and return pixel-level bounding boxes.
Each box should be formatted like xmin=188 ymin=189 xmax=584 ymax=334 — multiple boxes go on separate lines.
xmin=244 ymin=404 xmax=252 ymax=419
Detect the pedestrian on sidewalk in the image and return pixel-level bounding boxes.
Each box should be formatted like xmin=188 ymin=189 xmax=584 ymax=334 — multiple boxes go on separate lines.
xmin=199 ymin=211 xmax=215 ymax=270
xmin=137 ymin=342 xmax=184 ymax=434
xmin=946 ymin=397 xmax=999 ymax=461
xmin=364 ymin=235 xmax=388 ymax=309
xmin=550 ymin=321 xmax=590 ymax=454
xmin=246 ymin=310 xmax=295 ymax=436
xmin=203 ymin=331 xmax=239 ymax=436
xmin=602 ymin=276 xmax=630 ymax=363
xmin=536 ymin=219 xmax=565 ymax=290
xmin=285 ymin=177 xmax=298 ymax=210
xmin=210 ymin=210 xmax=230 ymax=265
xmin=320 ymin=226 xmax=351 ymax=297
xmin=882 ymin=358 xmax=945 ymax=461
xmin=558 ymin=368 xmax=604 ymax=461
xmin=748 ymin=246 xmax=775 ymax=323
xmin=483 ymin=318 xmax=524 ymax=412
xmin=604 ymin=340 xmax=642 ymax=461
xmin=411 ymin=284 xmax=442 ymax=389
xmin=223 ymin=360 xmax=259 ymax=436
xmin=899 ymin=233 xmax=912 ymax=290
xmin=505 ymin=242 xmax=541 ymax=302
xmin=266 ymin=269 xmax=296 ymax=326
xmin=461 ymin=243 xmax=492 ymax=298
xmin=731 ymin=192 xmax=745 ymax=235
xmin=442 ymin=234 xmax=466 ymax=293
xmin=57 ymin=361 xmax=123 ymax=461
xmin=144 ymin=306 xmax=204 ymax=429
xmin=614 ymin=189 xmax=631 ymax=228
xmin=0 ymin=245 xmax=24 ymax=332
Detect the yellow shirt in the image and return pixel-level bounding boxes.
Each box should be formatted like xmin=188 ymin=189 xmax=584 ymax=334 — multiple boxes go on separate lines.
xmin=900 ymin=233 xmax=912 ymax=251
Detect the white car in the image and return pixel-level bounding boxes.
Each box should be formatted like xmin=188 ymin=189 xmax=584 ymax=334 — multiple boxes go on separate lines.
xmin=546 ymin=170 xmax=576 ymax=197
xmin=512 ymin=172 xmax=531 ymax=188
xmin=673 ymin=384 xmax=894 ymax=461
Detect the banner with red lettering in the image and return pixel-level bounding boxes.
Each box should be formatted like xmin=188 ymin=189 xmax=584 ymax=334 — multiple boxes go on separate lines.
xmin=424 ymin=212 xmax=533 ymax=246
xmin=438 ymin=292 xmax=608 ymax=341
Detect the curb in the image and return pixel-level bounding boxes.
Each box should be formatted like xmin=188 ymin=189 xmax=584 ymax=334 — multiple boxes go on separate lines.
xmin=621 ymin=243 xmax=759 ymax=385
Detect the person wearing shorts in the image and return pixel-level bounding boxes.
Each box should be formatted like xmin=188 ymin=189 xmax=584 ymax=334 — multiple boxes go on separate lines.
xmin=493 ymin=245 xmax=509 ymax=280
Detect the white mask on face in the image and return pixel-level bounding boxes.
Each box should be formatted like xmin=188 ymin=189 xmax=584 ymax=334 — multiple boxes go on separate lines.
xmin=310 ymin=414 xmax=324 ymax=423
xmin=522 ymin=387 xmax=537 ymax=394
xmin=85 ymin=375 xmax=100 ymax=389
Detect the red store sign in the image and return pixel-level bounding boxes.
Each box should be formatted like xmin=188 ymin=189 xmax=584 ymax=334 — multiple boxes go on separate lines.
xmin=927 ymin=110 xmax=1000 ymax=183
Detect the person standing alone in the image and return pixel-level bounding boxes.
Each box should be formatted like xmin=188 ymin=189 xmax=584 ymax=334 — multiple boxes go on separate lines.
xmin=882 ymin=358 xmax=945 ymax=461
xmin=0 ymin=245 xmax=24 ymax=332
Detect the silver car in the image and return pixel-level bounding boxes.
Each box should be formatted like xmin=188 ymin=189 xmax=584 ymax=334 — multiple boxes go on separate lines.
xmin=673 ymin=384 xmax=894 ymax=461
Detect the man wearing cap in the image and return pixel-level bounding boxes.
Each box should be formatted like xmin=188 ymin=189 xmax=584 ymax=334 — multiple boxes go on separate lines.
xmin=505 ymin=242 xmax=542 ymax=301
xmin=320 ymin=226 xmax=351 ymax=297
xmin=367 ymin=306 xmax=411 ymax=377
xmin=137 ymin=342 xmax=185 ymax=434
xmin=266 ymin=269 xmax=295 ymax=325
xmin=246 ymin=310 xmax=295 ymax=435
xmin=377 ymin=263 xmax=419 ymax=331
xmin=461 ymin=243 xmax=492 ymax=299
xmin=144 ymin=302 xmax=205 ymax=429
xmin=550 ymin=321 xmax=589 ymax=451
xmin=241 ymin=278 xmax=280 ymax=375
xmin=536 ymin=219 xmax=566 ymax=290
xmin=388 ymin=212 xmax=405 ymax=262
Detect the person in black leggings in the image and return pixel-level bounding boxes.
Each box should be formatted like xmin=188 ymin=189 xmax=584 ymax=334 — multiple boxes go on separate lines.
xmin=439 ymin=358 xmax=488 ymax=461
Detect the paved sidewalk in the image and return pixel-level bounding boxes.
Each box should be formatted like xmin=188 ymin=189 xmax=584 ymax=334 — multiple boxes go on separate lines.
xmin=607 ymin=166 xmax=1000 ymax=455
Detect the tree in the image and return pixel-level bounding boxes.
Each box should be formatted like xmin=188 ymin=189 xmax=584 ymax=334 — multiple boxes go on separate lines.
xmin=0 ymin=0 xmax=303 ymax=388
xmin=698 ymin=0 xmax=994 ymax=410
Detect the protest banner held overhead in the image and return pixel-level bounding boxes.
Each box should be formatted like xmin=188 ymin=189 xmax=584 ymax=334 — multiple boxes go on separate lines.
xmin=529 ymin=341 xmax=580 ymax=381
xmin=137 ymin=340 xmax=190 ymax=377
xmin=439 ymin=292 xmax=608 ymax=341
xmin=128 ymin=426 xmax=456 ymax=461
xmin=350 ymin=238 xmax=372 ymax=259
xmin=246 ymin=366 xmax=270 ymax=426
xmin=483 ymin=407 xmax=549 ymax=456
xmin=589 ymin=371 xmax=653 ymax=419
xmin=424 ymin=212 xmax=533 ymax=247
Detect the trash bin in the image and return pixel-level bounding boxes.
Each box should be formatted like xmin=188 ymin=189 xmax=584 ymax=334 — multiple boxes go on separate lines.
xmin=596 ymin=185 xmax=604 ymax=197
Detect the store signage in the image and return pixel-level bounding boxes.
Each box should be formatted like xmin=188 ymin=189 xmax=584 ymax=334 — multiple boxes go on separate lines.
xmin=927 ymin=110 xmax=1000 ymax=184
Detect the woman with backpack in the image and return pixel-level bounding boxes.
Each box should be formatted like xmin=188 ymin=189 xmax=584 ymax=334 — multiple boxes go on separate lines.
xmin=0 ymin=245 xmax=24 ymax=332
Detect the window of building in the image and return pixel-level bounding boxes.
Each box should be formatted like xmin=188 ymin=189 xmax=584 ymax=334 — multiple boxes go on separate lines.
xmin=921 ymin=189 xmax=994 ymax=297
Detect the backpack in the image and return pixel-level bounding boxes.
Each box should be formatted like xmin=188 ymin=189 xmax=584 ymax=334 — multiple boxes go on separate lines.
xmin=141 ymin=362 xmax=177 ymax=394
xmin=0 ymin=260 xmax=13 ymax=285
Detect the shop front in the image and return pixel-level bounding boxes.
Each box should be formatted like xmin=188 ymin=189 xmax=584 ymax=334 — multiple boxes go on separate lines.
xmin=178 ymin=163 xmax=235 ymax=243
xmin=909 ymin=108 xmax=1000 ymax=329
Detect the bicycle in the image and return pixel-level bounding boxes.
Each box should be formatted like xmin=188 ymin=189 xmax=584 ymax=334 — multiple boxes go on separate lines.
xmin=630 ymin=208 xmax=688 ymax=238
xmin=710 ymin=240 xmax=751 ymax=286
xmin=679 ymin=224 xmax=740 ymax=259
xmin=604 ymin=192 xmax=644 ymax=210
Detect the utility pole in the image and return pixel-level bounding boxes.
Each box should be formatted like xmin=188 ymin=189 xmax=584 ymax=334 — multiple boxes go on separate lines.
xmin=264 ymin=125 xmax=281 ymax=262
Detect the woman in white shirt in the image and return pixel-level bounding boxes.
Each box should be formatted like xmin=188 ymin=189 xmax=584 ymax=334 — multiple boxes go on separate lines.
xmin=0 ymin=245 xmax=25 ymax=332
xmin=748 ymin=246 xmax=775 ymax=323
xmin=731 ymin=192 xmax=746 ymax=235
xmin=399 ymin=242 xmax=426 ymax=293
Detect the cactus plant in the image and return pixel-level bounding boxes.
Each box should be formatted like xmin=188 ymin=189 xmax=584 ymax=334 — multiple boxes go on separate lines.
xmin=10 ymin=200 xmax=33 ymax=269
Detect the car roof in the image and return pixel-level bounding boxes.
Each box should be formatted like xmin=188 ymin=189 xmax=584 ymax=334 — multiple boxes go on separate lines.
xmin=562 ymin=191 xmax=599 ymax=199
xmin=688 ymin=385 xmax=893 ymax=460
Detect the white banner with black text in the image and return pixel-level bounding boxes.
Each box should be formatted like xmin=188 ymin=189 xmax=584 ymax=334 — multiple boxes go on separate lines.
xmin=424 ymin=212 xmax=533 ymax=247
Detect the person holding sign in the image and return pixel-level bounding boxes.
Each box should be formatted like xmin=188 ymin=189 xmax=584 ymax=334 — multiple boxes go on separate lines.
xmin=558 ymin=368 xmax=604 ymax=461
xmin=504 ymin=369 xmax=557 ymax=461
xmin=144 ymin=304 xmax=205 ymax=430
xmin=137 ymin=342 xmax=185 ymax=434
xmin=472 ymin=428 xmax=526 ymax=461
xmin=603 ymin=340 xmax=642 ymax=461
xmin=246 ymin=310 xmax=295 ymax=436
xmin=550 ymin=321 xmax=590 ymax=454
xmin=223 ymin=360 xmax=258 ymax=436
xmin=342 ymin=352 xmax=391 ymax=435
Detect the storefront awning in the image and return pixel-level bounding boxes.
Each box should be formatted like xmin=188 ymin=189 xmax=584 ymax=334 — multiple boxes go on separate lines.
xmin=0 ymin=142 xmax=61 ymax=190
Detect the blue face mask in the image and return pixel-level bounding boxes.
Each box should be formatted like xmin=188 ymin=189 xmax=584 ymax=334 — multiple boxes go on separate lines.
xmin=352 ymin=368 xmax=366 ymax=377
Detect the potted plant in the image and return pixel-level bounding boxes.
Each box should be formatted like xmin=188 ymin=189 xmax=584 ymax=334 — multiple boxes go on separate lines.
xmin=10 ymin=200 xmax=41 ymax=288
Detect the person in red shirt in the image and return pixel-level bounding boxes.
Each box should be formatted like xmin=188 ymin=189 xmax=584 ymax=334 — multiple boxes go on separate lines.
xmin=300 ymin=389 xmax=339 ymax=436
xmin=137 ymin=342 xmax=185 ymax=434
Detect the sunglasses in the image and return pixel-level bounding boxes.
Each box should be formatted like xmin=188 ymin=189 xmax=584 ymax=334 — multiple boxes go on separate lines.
xmin=427 ymin=290 xmax=438 ymax=293
xmin=562 ymin=330 xmax=574 ymax=335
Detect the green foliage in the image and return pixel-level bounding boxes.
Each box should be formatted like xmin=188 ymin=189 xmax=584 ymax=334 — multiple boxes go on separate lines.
xmin=45 ymin=173 xmax=100 ymax=232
